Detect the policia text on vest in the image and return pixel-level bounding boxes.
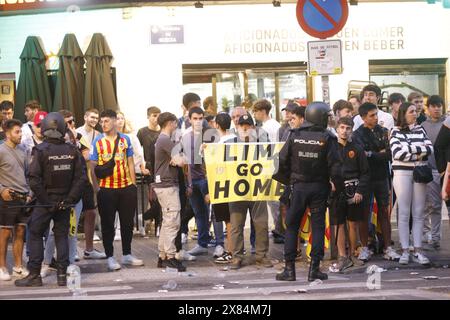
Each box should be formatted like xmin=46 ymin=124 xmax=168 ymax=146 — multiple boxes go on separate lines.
xmin=204 ymin=142 xmax=285 ymax=204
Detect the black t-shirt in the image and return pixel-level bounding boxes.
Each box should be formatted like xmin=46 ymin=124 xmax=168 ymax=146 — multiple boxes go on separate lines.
xmin=137 ymin=127 xmax=160 ymax=173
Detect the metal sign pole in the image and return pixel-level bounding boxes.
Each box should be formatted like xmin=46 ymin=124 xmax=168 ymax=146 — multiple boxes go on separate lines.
xmin=321 ymin=75 xmax=330 ymax=105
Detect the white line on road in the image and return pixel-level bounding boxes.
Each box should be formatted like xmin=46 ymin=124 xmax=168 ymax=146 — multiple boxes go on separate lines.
xmin=14 ymin=282 xmax=372 ymax=300
xmin=0 ymin=285 xmax=133 ymax=298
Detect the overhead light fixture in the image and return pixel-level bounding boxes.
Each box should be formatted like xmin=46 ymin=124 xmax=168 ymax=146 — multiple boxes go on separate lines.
xmin=194 ymin=1 xmax=203 ymax=8
xmin=349 ymin=0 xmax=358 ymax=5
xmin=272 ymin=1 xmax=281 ymax=7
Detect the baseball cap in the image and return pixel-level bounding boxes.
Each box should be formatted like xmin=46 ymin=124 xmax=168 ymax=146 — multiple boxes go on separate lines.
xmin=33 ymin=111 xmax=48 ymax=126
xmin=238 ymin=113 xmax=254 ymax=126
xmin=282 ymin=101 xmax=300 ymax=112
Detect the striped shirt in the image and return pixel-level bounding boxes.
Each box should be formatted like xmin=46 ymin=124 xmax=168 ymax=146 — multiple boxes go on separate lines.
xmin=90 ymin=133 xmax=134 ymax=188
xmin=389 ymin=125 xmax=433 ymax=171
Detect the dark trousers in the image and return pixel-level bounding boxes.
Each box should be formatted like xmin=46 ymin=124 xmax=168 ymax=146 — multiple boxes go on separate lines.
xmin=284 ymin=182 xmax=329 ymax=262
xmin=28 ymin=205 xmax=70 ymax=272
xmin=97 ymin=185 xmax=137 ymax=258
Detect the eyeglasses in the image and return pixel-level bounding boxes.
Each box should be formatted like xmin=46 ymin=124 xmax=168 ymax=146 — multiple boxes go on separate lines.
xmin=67 ymin=119 xmax=74 ymax=125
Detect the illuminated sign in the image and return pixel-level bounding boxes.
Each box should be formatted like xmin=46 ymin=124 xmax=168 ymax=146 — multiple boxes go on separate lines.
xmin=0 ymin=0 xmax=121 ymax=13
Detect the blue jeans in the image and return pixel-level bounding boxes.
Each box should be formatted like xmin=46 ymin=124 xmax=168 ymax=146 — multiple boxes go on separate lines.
xmin=189 ymin=179 xmax=210 ymax=248
xmin=210 ymin=207 xmax=224 ymax=247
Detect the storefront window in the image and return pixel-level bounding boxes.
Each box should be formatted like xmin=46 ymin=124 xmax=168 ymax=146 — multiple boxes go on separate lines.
xmin=216 ymin=72 xmax=244 ymax=113
xmin=182 ymin=63 xmax=308 ymax=120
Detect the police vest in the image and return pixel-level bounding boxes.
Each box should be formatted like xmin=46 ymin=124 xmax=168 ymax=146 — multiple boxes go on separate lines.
xmin=36 ymin=141 xmax=78 ymax=195
xmin=290 ymin=129 xmax=331 ymax=183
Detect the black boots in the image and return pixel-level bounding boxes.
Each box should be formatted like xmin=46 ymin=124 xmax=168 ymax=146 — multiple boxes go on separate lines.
xmin=308 ymin=259 xmax=328 ymax=282
xmin=276 ymin=261 xmax=296 ymax=281
xmin=57 ymin=267 xmax=67 ymax=286
xmin=15 ymin=271 xmax=43 ymax=287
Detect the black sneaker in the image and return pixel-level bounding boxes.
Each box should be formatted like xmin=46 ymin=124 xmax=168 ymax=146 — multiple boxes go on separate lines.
xmin=157 ymin=257 xmax=166 ymax=268
xmin=166 ymin=258 xmax=186 ymax=272
xmin=49 ymin=258 xmax=57 ymax=270
xmin=215 ymin=252 xmax=232 ymax=264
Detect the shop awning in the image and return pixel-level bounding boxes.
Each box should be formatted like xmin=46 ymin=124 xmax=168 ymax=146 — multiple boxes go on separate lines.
xmin=16 ymin=36 xmax=52 ymax=120
xmin=53 ymin=33 xmax=85 ymax=124
xmin=84 ymin=33 xmax=118 ymax=113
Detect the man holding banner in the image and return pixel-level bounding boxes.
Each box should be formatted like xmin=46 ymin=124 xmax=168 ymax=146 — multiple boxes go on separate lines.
xmin=275 ymin=102 xmax=340 ymax=282
xmin=204 ymin=113 xmax=285 ymax=270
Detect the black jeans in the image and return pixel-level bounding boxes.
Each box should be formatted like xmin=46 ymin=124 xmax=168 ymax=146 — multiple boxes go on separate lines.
xmin=97 ymin=185 xmax=137 ymax=258
xmin=284 ymin=182 xmax=329 ymax=262
xmin=28 ymin=204 xmax=70 ymax=272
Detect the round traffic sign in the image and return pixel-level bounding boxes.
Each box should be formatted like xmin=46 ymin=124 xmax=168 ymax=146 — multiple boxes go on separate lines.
xmin=296 ymin=0 xmax=349 ymax=39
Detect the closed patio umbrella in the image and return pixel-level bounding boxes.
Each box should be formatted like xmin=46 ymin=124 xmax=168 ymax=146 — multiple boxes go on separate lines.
xmin=16 ymin=36 xmax=52 ymax=120
xmin=53 ymin=33 xmax=85 ymax=124
xmin=84 ymin=33 xmax=117 ymax=112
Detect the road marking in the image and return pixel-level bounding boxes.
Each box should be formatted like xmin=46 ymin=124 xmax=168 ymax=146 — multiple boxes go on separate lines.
xmin=0 ymin=285 xmax=133 ymax=297
xmin=234 ymin=275 xmax=349 ymax=285
xmin=15 ymin=282 xmax=371 ymax=300
xmin=384 ymin=276 xmax=450 ymax=283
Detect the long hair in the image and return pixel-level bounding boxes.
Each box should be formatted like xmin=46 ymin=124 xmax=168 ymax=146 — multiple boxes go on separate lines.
xmin=396 ymin=102 xmax=415 ymax=130
xmin=117 ymin=111 xmax=133 ymax=134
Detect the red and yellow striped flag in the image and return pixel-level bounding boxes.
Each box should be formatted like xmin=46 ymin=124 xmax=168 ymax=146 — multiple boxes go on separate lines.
xmin=303 ymin=209 xmax=331 ymax=259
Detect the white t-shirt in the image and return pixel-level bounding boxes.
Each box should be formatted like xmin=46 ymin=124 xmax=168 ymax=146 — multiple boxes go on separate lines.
xmin=76 ymin=125 xmax=100 ymax=148
xmin=127 ymin=133 xmax=145 ymax=174
xmin=20 ymin=121 xmax=34 ymax=145
xmin=262 ymin=118 xmax=281 ymax=142
xmin=353 ymin=109 xmax=394 ymax=131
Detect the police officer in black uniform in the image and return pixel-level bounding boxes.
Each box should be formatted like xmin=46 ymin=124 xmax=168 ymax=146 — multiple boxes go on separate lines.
xmin=275 ymin=102 xmax=340 ymax=282
xmin=15 ymin=112 xmax=86 ymax=287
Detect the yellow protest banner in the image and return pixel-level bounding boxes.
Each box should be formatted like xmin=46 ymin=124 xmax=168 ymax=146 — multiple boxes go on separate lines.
xmin=204 ymin=142 xmax=285 ymax=204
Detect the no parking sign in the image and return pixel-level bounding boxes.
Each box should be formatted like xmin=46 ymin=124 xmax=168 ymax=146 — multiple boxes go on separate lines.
xmin=296 ymin=0 xmax=349 ymax=39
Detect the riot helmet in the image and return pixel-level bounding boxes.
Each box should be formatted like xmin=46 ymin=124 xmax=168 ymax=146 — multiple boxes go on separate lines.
xmin=41 ymin=112 xmax=67 ymax=139
xmin=305 ymin=102 xmax=331 ymax=129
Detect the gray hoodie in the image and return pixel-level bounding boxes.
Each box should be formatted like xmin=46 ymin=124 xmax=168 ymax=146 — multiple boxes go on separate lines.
xmin=422 ymin=116 xmax=445 ymax=170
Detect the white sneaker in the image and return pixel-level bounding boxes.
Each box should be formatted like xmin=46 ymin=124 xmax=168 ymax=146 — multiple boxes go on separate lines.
xmin=12 ymin=266 xmax=29 ymax=279
xmin=181 ymin=233 xmax=188 ymax=244
xmin=213 ymin=245 xmax=225 ymax=258
xmin=121 ymin=254 xmax=144 ymax=266
xmin=84 ymin=249 xmax=107 ymax=259
xmin=175 ymin=249 xmax=196 ymax=261
xmin=383 ymin=246 xmax=401 ymax=261
xmin=107 ymin=257 xmax=121 ymax=271
xmin=413 ymin=252 xmax=430 ymax=265
xmin=0 ymin=267 xmax=11 ymax=281
xmin=358 ymin=247 xmax=372 ymax=262
xmin=93 ymin=232 xmax=101 ymax=242
xmin=187 ymin=245 xmax=208 ymax=256
xmin=399 ymin=251 xmax=410 ymax=265
xmin=40 ymin=264 xmax=52 ymax=278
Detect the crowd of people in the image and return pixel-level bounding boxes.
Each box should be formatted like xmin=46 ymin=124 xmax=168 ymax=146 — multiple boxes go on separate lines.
xmin=0 ymin=83 xmax=448 ymax=286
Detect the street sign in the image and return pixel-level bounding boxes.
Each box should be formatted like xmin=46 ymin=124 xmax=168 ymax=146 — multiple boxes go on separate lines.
xmin=151 ymin=25 xmax=184 ymax=45
xmin=307 ymin=39 xmax=343 ymax=76
xmin=296 ymin=0 xmax=349 ymax=39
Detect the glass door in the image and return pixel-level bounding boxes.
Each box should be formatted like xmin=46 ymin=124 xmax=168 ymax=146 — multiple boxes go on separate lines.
xmin=247 ymin=72 xmax=276 ymax=119
xmin=215 ymin=72 xmax=244 ymax=113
